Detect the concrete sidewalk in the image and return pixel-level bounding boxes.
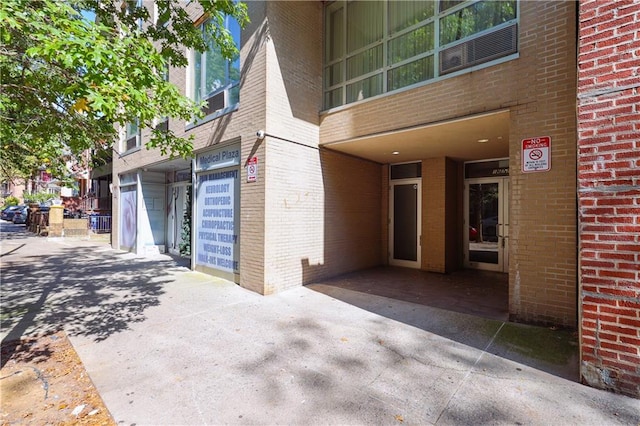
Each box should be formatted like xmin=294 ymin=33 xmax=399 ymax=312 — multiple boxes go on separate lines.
xmin=1 ymin=233 xmax=638 ymax=425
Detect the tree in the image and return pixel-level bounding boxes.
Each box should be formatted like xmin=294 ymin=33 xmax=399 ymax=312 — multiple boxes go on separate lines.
xmin=0 ymin=0 xmax=248 ymax=183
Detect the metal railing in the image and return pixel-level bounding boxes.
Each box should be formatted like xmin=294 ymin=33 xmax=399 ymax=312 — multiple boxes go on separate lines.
xmin=89 ymin=215 xmax=112 ymax=234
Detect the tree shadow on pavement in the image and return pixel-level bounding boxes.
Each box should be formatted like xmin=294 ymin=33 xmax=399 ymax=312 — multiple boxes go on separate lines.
xmin=0 ymin=243 xmax=186 ymax=368
xmin=306 ymin=273 xmax=580 ymax=382
xmin=231 ymin=310 xmax=638 ymax=426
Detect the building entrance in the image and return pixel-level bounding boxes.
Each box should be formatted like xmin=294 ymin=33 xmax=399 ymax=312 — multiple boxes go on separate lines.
xmin=389 ymin=179 xmax=421 ymax=268
xmin=464 ymin=160 xmax=509 ymax=272
xmin=389 ymin=162 xmax=422 ymax=269
xmin=167 ymin=183 xmax=190 ymax=256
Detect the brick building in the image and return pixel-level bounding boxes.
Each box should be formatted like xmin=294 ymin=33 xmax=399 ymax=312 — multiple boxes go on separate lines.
xmin=109 ymin=1 xmax=638 ymax=397
xmin=577 ymin=0 xmax=639 ymax=398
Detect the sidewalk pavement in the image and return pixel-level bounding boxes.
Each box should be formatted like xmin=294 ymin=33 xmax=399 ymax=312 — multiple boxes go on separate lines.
xmin=1 ymin=232 xmax=639 ymax=425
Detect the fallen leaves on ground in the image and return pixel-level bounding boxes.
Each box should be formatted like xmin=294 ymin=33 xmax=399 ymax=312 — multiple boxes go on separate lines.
xmin=1 ymin=331 xmax=115 ymax=425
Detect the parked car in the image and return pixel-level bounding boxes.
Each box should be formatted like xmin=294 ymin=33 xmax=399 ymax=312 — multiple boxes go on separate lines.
xmin=469 ymin=226 xmax=478 ymax=241
xmin=481 ymin=216 xmax=498 ymax=242
xmin=12 ymin=206 xmax=29 ymax=224
xmin=1 ymin=205 xmax=23 ymax=221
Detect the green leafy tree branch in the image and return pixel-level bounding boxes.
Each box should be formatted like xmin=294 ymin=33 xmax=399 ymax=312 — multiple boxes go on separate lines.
xmin=0 ymin=0 xmax=248 ymax=183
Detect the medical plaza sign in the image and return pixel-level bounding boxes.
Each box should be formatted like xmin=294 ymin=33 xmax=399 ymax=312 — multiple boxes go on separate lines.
xmin=196 ymin=145 xmax=241 ymax=172
xmin=522 ymin=136 xmax=551 ymax=173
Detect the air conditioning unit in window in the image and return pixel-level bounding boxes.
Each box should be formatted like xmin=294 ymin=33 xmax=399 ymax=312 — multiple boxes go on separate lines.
xmin=155 ymin=118 xmax=169 ymax=133
xmin=202 ymin=92 xmax=226 ymax=116
xmin=440 ymin=43 xmax=469 ymax=74
xmin=125 ymin=135 xmax=138 ymax=151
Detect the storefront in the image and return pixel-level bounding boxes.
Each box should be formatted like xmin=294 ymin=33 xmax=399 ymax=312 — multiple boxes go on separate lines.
xmin=192 ymin=143 xmax=241 ymax=282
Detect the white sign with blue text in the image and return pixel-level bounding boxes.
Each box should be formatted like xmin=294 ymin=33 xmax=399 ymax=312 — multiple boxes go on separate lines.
xmin=195 ymin=145 xmax=241 ymax=172
xmin=195 ymin=144 xmax=241 ymax=274
xmin=195 ymin=170 xmax=240 ymax=273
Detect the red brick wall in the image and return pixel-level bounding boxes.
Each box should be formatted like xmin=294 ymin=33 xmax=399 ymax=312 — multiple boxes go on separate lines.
xmin=577 ymin=0 xmax=640 ymax=398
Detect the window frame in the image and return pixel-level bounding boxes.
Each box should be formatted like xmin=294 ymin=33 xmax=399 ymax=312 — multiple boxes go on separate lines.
xmin=323 ymin=0 xmax=519 ymax=110
xmin=188 ymin=15 xmax=241 ymax=123
xmin=121 ymin=119 xmax=142 ymax=154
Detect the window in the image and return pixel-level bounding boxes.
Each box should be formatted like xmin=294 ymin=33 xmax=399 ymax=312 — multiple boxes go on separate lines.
xmin=324 ymin=0 xmax=518 ymax=109
xmin=391 ymin=162 xmax=422 ymax=179
xmin=191 ymin=16 xmax=241 ymax=117
xmin=155 ymin=118 xmax=169 ymax=133
xmin=155 ymin=63 xmax=169 ymax=132
xmin=123 ymin=0 xmax=144 ymax=30
xmin=123 ymin=120 xmax=141 ymax=152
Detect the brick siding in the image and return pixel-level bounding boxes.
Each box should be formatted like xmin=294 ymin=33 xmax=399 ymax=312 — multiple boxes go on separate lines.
xmin=577 ymin=0 xmax=640 ymax=398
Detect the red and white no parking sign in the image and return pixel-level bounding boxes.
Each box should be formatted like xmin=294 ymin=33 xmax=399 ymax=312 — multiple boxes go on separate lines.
xmin=247 ymin=156 xmax=258 ymax=182
xmin=522 ymin=136 xmax=551 ymax=173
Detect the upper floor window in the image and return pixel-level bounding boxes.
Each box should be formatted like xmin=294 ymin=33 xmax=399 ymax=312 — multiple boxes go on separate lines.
xmin=122 ymin=120 xmax=141 ymax=152
xmin=324 ymin=0 xmax=518 ymax=109
xmin=155 ymin=63 xmax=169 ymax=131
xmin=191 ymin=16 xmax=241 ymax=117
xmin=123 ymin=0 xmax=144 ymax=31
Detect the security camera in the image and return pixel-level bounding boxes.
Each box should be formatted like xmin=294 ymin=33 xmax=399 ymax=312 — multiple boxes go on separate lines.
xmin=256 ymin=130 xmax=265 ymax=140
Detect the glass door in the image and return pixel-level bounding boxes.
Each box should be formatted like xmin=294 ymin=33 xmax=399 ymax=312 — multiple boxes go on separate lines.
xmin=389 ymin=179 xmax=421 ymax=268
xmin=464 ymin=177 xmax=509 ymax=272
xmin=167 ymin=184 xmax=187 ymax=255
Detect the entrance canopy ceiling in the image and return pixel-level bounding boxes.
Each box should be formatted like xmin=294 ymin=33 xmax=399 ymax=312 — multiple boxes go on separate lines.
xmin=143 ymin=157 xmax=192 ymax=173
xmin=322 ymin=110 xmax=510 ymax=164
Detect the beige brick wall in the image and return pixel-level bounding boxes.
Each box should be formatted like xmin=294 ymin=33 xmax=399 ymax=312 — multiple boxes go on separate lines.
xmin=421 ymin=157 xmax=459 ymax=273
xmin=264 ymin=142 xmax=382 ymax=293
xmin=508 ymin=1 xmax=578 ymax=327
xmin=261 ymin=1 xmax=381 ymax=293
xmin=422 ymin=158 xmax=446 ymax=272
xmin=381 ymin=165 xmax=390 ymax=265
xmin=319 ymin=2 xmax=578 ymax=326
xmin=445 ymin=158 xmax=461 ymax=272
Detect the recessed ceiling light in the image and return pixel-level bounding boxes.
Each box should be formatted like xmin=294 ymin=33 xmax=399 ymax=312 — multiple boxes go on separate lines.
xmin=392 ymin=151 xmax=400 ymax=155
xmin=477 ymin=138 xmax=489 ymax=143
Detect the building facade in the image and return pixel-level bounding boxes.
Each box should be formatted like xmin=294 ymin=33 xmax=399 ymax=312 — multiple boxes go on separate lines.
xmin=108 ymin=1 xmax=638 ymax=397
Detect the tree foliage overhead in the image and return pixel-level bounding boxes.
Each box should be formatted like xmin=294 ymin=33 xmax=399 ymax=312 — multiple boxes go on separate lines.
xmin=0 ymin=0 xmax=248 ymax=183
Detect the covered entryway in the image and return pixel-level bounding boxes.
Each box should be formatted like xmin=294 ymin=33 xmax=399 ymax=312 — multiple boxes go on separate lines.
xmin=117 ymin=157 xmax=192 ymax=257
xmin=308 ymin=266 xmax=509 ymax=321
xmin=322 ymin=109 xmax=510 ymax=274
xmin=319 ymin=109 xmax=512 ymax=318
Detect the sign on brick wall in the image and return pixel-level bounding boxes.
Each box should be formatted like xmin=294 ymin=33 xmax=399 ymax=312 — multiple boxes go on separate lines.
xmin=522 ymin=136 xmax=551 ymax=172
xmin=247 ymin=157 xmax=258 ymax=182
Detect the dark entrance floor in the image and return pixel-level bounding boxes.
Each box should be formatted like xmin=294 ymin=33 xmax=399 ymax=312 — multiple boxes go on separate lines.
xmin=307 ymin=266 xmax=509 ymax=321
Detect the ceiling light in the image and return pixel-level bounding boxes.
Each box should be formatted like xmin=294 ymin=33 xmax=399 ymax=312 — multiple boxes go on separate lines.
xmin=392 ymin=151 xmax=400 ymax=155
xmin=477 ymin=138 xmax=489 ymax=143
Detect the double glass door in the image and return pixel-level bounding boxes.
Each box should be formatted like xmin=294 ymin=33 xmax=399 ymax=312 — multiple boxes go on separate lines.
xmin=464 ymin=177 xmax=509 ymax=272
